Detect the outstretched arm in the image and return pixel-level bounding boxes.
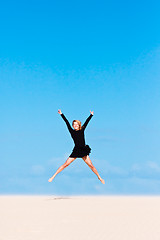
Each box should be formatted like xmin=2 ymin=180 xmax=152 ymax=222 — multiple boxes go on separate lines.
xmin=82 ymin=110 xmax=94 ymax=130
xmin=58 ymin=109 xmax=73 ymax=133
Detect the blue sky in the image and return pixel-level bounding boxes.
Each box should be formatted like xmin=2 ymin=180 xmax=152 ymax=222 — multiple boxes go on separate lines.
xmin=0 ymin=0 xmax=160 ymax=195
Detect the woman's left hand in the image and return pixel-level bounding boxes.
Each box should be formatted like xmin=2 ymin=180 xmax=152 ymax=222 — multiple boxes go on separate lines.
xmin=90 ymin=110 xmax=94 ymax=115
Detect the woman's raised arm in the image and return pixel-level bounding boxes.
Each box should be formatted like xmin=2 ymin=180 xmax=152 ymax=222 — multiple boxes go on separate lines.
xmin=58 ymin=109 xmax=73 ymax=134
xmin=82 ymin=110 xmax=94 ymax=130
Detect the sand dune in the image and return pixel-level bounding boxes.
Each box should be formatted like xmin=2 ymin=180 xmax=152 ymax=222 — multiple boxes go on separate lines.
xmin=0 ymin=195 xmax=160 ymax=240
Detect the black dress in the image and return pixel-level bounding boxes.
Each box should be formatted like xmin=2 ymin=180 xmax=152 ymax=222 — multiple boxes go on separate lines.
xmin=60 ymin=113 xmax=93 ymax=158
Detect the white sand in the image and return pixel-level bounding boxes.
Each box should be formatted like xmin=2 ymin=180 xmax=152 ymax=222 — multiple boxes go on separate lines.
xmin=0 ymin=195 xmax=160 ymax=240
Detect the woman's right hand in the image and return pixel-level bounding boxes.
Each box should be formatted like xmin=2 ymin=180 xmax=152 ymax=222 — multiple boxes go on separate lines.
xmin=90 ymin=110 xmax=94 ymax=115
xmin=58 ymin=109 xmax=62 ymax=114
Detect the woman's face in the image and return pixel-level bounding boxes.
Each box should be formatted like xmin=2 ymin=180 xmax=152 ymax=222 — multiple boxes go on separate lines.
xmin=73 ymin=121 xmax=80 ymax=131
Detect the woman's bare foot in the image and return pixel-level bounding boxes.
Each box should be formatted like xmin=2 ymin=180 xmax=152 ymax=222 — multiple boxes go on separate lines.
xmin=48 ymin=176 xmax=55 ymax=182
xmin=98 ymin=176 xmax=105 ymax=184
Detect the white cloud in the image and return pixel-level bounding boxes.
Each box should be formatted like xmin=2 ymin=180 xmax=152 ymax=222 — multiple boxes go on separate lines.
xmin=93 ymin=159 xmax=128 ymax=178
xmin=47 ymin=153 xmax=71 ymax=166
xmin=131 ymin=163 xmax=141 ymax=171
xmin=146 ymin=161 xmax=160 ymax=173
xmin=94 ymin=159 xmax=160 ymax=180
xmin=30 ymin=165 xmax=45 ymax=175
xmin=130 ymin=161 xmax=160 ymax=179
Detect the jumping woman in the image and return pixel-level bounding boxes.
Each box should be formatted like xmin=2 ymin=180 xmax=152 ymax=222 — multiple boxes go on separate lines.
xmin=48 ymin=109 xmax=105 ymax=184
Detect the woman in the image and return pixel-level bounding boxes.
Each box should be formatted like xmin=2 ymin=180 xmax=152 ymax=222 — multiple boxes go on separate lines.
xmin=48 ymin=109 xmax=105 ymax=184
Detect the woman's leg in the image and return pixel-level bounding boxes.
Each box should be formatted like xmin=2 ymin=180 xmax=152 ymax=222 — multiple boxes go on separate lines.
xmin=48 ymin=157 xmax=76 ymax=182
xmin=82 ymin=155 xmax=105 ymax=184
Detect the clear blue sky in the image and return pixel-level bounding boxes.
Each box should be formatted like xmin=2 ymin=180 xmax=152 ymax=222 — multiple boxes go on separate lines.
xmin=0 ymin=0 xmax=160 ymax=195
